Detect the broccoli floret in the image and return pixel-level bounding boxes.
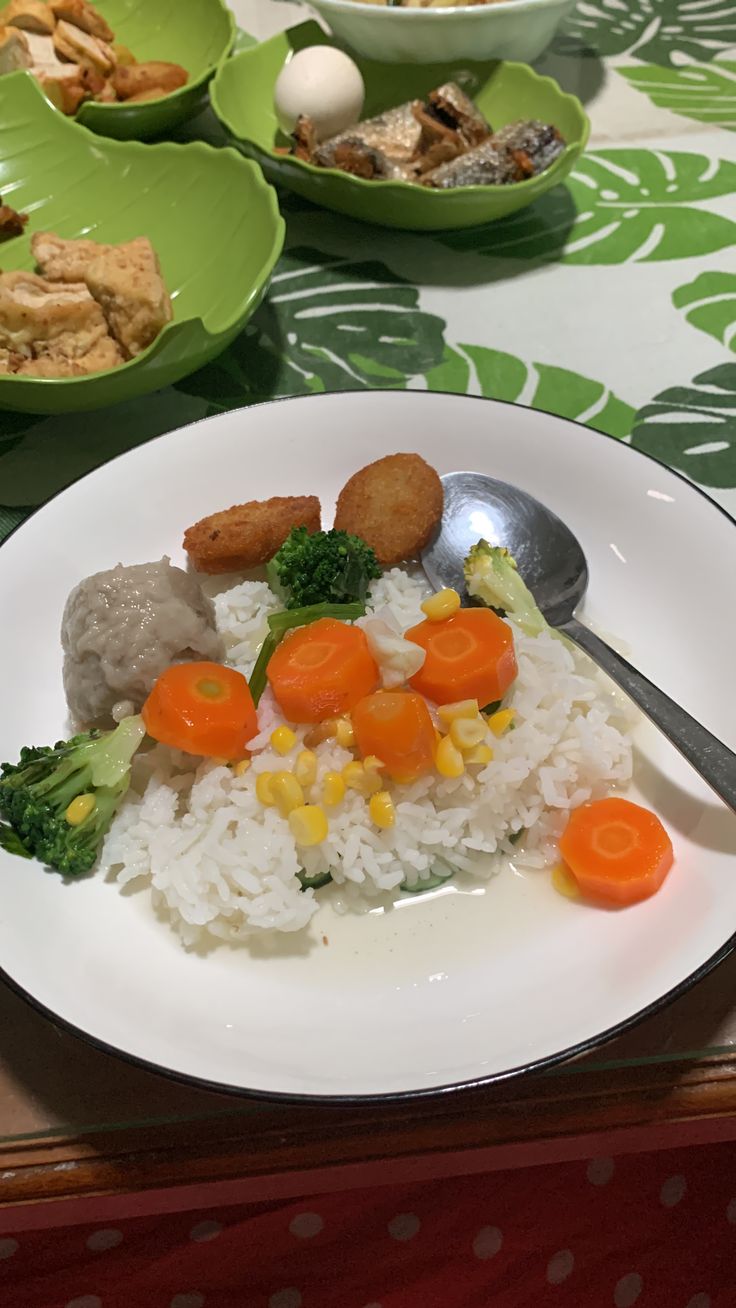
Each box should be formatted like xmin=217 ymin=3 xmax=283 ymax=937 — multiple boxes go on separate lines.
xmin=0 ymin=716 xmax=146 ymax=877
xmin=267 ymin=527 xmax=382 ymax=609
xmin=464 ymin=540 xmax=546 ymax=637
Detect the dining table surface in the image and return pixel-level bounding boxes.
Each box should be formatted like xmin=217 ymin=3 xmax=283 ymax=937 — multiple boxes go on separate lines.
xmin=0 ymin=0 xmax=735 ymax=1223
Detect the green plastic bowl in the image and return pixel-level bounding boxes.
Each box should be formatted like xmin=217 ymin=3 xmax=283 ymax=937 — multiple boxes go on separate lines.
xmin=211 ymin=21 xmax=589 ymax=232
xmin=72 ymin=0 xmax=235 ymax=140
xmin=0 ymin=74 xmax=285 ymax=415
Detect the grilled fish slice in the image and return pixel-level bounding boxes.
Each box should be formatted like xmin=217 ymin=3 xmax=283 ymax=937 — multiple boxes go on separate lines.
xmin=491 ymin=120 xmax=565 ymax=176
xmin=315 ymin=101 xmax=423 ymax=168
xmin=422 ymin=138 xmax=516 ymax=188
xmin=313 ymin=135 xmax=412 ymax=181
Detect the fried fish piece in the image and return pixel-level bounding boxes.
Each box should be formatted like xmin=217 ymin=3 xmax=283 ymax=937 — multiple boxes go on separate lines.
xmin=32 ymin=230 xmax=113 ymax=281
xmin=111 ymin=60 xmax=187 ymax=100
xmin=312 ymin=101 xmax=423 ymax=172
xmin=184 ymin=496 xmax=322 ymax=574
xmin=314 ymin=135 xmax=410 ymax=181
xmin=0 ymin=0 xmax=54 ymax=33
xmin=83 ymin=236 xmax=172 ymax=358
xmin=422 ymin=138 xmax=516 ymax=188
xmin=50 ymin=0 xmax=114 ymax=42
xmin=53 ymin=17 xmax=114 ymax=74
xmin=334 ymin=453 xmax=443 ymax=567
xmin=491 ymin=120 xmax=565 ymax=176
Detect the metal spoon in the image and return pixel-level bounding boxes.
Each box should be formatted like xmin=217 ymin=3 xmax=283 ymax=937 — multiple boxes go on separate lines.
xmin=421 ymin=471 xmax=736 ymax=815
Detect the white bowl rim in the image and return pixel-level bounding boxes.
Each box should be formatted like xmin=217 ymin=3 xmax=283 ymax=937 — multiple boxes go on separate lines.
xmin=309 ymin=0 xmax=571 ymax=21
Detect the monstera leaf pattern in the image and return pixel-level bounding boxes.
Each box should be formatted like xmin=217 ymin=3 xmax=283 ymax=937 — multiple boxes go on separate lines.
xmin=426 ymin=345 xmax=636 ymax=440
xmin=631 ymin=364 xmax=736 ymax=488
xmin=673 ymin=272 xmax=736 ymax=353
xmin=439 ymin=150 xmax=736 ymax=264
xmin=177 ymin=247 xmax=447 ymax=409
xmin=620 ymin=62 xmax=736 ymax=132
xmin=553 ymin=0 xmax=736 ymax=65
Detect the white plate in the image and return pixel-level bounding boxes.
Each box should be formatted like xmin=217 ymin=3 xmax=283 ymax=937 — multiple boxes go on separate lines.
xmin=1 ymin=391 xmax=735 ymax=1100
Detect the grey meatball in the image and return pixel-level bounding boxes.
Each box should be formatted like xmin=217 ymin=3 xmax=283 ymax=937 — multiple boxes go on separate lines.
xmin=62 ymin=557 xmax=225 ymax=727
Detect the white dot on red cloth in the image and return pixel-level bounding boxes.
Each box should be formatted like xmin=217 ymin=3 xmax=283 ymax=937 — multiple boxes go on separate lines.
xmin=547 ymin=1250 xmax=574 ymax=1285
xmin=614 ymin=1272 xmax=643 ymax=1307
xmin=587 ymin=1157 xmax=615 ymax=1187
xmin=686 ymin=1295 xmax=711 ymax=1308
xmin=86 ymin=1229 xmax=123 ymax=1252
xmin=388 ymin=1213 xmax=420 ymax=1242
xmin=727 ymin=1198 xmax=736 ymax=1224
xmin=269 ymin=1291 xmax=302 ymax=1308
xmin=289 ymin=1212 xmax=324 ymax=1239
xmin=660 ymin=1175 xmax=687 ymax=1208
xmin=0 ymin=1238 xmax=18 ymax=1259
xmin=472 ymin=1226 xmax=503 ymax=1260
xmin=65 ymin=1298 xmax=102 ymax=1308
xmin=171 ymin=1296 xmax=205 ymax=1308
xmin=189 ymin=1221 xmax=222 ymax=1242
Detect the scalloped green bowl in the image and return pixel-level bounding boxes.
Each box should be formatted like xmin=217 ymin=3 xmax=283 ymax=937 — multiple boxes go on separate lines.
xmin=0 ymin=74 xmax=284 ymax=415
xmin=211 ymin=20 xmax=589 ymax=232
xmin=73 ymin=0 xmax=235 ymax=140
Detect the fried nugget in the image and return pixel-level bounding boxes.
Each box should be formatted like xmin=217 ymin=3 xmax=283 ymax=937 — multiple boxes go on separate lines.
xmin=333 ymin=453 xmax=443 ymax=567
xmin=184 ymin=495 xmax=321 ymax=574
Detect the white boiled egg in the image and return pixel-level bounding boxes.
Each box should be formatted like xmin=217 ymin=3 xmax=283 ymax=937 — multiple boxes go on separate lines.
xmin=274 ymin=46 xmax=365 ymax=143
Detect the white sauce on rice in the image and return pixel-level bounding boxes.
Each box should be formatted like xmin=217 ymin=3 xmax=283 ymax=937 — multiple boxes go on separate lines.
xmin=100 ymin=569 xmax=635 ymax=948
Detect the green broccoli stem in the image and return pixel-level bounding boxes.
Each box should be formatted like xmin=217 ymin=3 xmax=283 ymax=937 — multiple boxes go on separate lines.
xmin=248 ymin=601 xmax=365 ymax=706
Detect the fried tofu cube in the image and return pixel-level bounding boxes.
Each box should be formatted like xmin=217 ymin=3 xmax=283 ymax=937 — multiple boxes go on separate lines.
xmin=112 ymin=60 xmax=187 ymax=100
xmin=53 ymin=17 xmax=114 ymax=74
xmin=50 ymin=0 xmax=113 ymax=42
xmin=0 ymin=24 xmax=32 ymax=72
xmin=83 ymin=236 xmax=172 ymax=358
xmin=0 ymin=269 xmax=124 ymax=375
xmin=0 ymin=0 xmax=55 ymax=34
xmin=32 ymin=230 xmax=112 ymax=281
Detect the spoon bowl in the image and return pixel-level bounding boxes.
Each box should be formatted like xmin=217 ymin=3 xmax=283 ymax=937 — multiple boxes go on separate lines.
xmin=422 ymin=470 xmax=736 ymax=814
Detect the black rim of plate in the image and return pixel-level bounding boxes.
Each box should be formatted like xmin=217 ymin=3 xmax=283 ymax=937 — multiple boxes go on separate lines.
xmin=0 ymin=389 xmax=734 ymax=1106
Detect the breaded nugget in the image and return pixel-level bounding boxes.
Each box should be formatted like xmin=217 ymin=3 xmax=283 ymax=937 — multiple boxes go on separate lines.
xmin=333 ymin=453 xmax=443 ymax=566
xmin=184 ymin=496 xmax=322 ymax=574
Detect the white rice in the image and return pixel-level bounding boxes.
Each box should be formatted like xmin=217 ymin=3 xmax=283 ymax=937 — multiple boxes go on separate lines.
xmin=101 ymin=569 xmax=635 ymax=947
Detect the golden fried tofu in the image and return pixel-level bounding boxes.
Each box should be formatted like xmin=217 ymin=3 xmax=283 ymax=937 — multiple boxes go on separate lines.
xmin=0 ymin=24 xmax=32 ymax=72
xmin=53 ymin=17 xmax=114 ymax=73
xmin=184 ymin=496 xmax=322 ymax=574
xmin=0 ymin=270 xmax=120 ymax=374
xmin=34 ymin=61 xmax=87 ymax=112
xmin=83 ymin=237 xmax=172 ymax=358
xmin=334 ymin=453 xmax=444 ymax=566
xmin=112 ymin=60 xmax=187 ymax=100
xmin=0 ymin=0 xmax=55 ymax=34
xmin=15 ymin=333 xmax=123 ymax=375
xmin=50 ymin=0 xmax=113 ymax=42
xmin=32 ymin=230 xmax=113 ymax=282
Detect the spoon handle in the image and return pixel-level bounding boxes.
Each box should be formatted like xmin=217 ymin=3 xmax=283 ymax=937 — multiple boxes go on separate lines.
xmin=559 ymin=617 xmax=736 ymax=815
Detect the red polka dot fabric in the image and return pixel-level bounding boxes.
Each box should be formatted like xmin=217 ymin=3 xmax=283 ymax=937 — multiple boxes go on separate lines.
xmin=2 ymin=1139 xmax=736 ymax=1307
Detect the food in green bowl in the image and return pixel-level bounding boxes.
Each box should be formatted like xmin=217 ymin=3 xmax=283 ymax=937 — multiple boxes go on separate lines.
xmin=0 ymin=0 xmax=235 ymax=139
xmin=0 ymin=73 xmax=284 ymax=414
xmin=211 ymin=21 xmax=589 ymax=231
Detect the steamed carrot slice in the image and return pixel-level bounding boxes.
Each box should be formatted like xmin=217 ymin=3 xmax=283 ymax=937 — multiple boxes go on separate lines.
xmin=142 ymin=662 xmax=258 ymax=760
xmin=406 ymin=608 xmax=517 ymax=707
xmin=352 ymin=690 xmax=436 ymax=784
xmin=267 ymin=617 xmax=379 ymax=724
xmin=559 ymin=797 xmax=674 ymax=907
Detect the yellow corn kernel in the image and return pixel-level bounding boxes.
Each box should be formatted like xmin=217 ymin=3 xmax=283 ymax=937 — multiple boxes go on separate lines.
xmin=363 ymin=755 xmax=385 ymax=773
xmin=270 ymin=771 xmax=305 ymax=817
xmin=343 ymin=760 xmax=382 ymax=796
xmin=450 ymin=717 xmax=487 ymax=752
xmin=437 ymin=698 xmax=480 ymax=725
xmin=335 ymin=717 xmax=355 ymax=748
xmin=421 ymin=587 xmax=461 ymax=622
xmin=434 ymin=734 xmax=465 ymax=778
xmin=288 ymin=804 xmax=328 ymax=847
xmin=552 ymin=863 xmax=581 ymax=901
xmin=487 ymin=708 xmax=515 ymax=737
xmin=369 ymin=790 xmax=396 ymax=830
xmin=294 ymin=749 xmax=318 ymax=788
xmin=271 ymin=725 xmax=297 ymax=756
xmin=65 ymin=793 xmax=96 ymax=826
xmin=233 ymin=758 xmax=251 ymax=777
xmin=304 ymin=720 xmax=338 ymax=748
xmin=256 ymin=771 xmax=275 ymax=806
xmin=464 ymin=744 xmax=494 ymax=766
xmin=322 ymin=771 xmax=346 ymax=807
